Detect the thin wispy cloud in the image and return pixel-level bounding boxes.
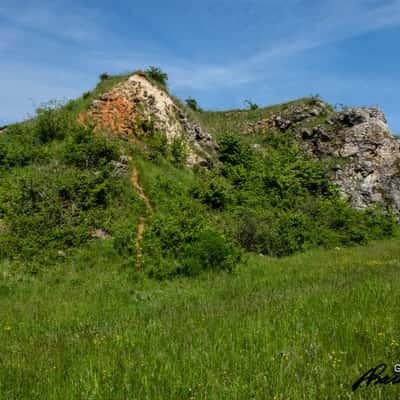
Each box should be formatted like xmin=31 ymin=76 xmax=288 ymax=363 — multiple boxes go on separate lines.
xmin=0 ymin=0 xmax=399 ymax=131
xmin=0 ymin=0 xmax=105 ymax=43
xmin=168 ymin=0 xmax=400 ymax=91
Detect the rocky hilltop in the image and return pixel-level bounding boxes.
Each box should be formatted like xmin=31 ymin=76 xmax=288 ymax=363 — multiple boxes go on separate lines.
xmin=321 ymin=108 xmax=399 ymax=214
xmin=79 ymin=73 xmax=217 ymax=167
xmin=245 ymin=100 xmax=400 ymax=215
xmin=77 ymin=73 xmax=399 ymax=215
xmin=1 ymin=69 xmax=398 ymax=271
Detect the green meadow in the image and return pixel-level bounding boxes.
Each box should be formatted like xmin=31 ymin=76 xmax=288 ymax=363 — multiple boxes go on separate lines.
xmin=1 ymin=236 xmax=400 ymax=399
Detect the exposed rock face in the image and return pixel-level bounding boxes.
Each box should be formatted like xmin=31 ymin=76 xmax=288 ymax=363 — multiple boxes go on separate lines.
xmin=245 ymin=100 xmax=329 ymax=134
xmin=328 ymin=108 xmax=400 ymax=213
xmin=177 ymin=110 xmax=218 ymax=167
xmin=297 ymin=108 xmax=400 ymax=213
xmin=247 ymin=103 xmax=400 ymax=215
xmin=80 ymin=73 xmax=217 ymax=167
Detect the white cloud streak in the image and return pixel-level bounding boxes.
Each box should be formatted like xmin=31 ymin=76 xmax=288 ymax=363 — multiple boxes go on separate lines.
xmin=168 ymin=0 xmax=400 ymax=90
xmin=0 ymin=0 xmax=399 ymax=125
xmin=0 ymin=0 xmax=105 ymax=43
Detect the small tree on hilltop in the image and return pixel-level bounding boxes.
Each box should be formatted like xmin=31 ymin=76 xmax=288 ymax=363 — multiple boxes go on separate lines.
xmin=145 ymin=66 xmax=168 ymax=87
xmin=99 ymin=73 xmax=110 ymax=81
xmin=185 ymin=97 xmax=202 ymax=112
xmin=244 ymin=99 xmax=258 ymax=110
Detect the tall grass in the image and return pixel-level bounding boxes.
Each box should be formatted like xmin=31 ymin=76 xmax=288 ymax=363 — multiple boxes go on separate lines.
xmin=1 ymin=236 xmax=400 ymax=399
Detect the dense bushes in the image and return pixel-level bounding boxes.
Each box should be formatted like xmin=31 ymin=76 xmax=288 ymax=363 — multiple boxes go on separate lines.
xmin=185 ymin=97 xmax=202 ymax=112
xmin=34 ymin=102 xmax=71 ymax=143
xmin=0 ymin=104 xmax=131 ymax=267
xmin=190 ymin=133 xmax=396 ymax=257
xmin=142 ymin=176 xmax=242 ymax=278
xmin=0 ymin=102 xmax=241 ymax=277
xmin=144 ymin=66 xmax=168 ymax=87
xmin=0 ymin=125 xmax=44 ymax=168
xmin=63 ymin=125 xmax=119 ymax=169
xmin=0 ymin=93 xmax=396 ymax=278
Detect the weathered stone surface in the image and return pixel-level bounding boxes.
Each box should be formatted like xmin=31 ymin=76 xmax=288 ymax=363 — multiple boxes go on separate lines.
xmin=245 ymin=100 xmax=328 ymax=134
xmin=80 ymin=73 xmax=217 ymax=167
xmin=304 ymin=108 xmax=400 ymax=214
xmin=90 ymin=228 xmax=111 ymax=240
xmin=245 ymin=103 xmax=400 ymax=215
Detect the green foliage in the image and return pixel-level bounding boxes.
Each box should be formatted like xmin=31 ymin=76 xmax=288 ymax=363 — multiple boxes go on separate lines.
xmin=63 ymin=125 xmax=119 ymax=169
xmin=144 ymin=66 xmax=168 ymax=87
xmin=34 ymin=102 xmax=71 ymax=143
xmin=0 ymin=125 xmax=44 ymax=168
xmin=187 ymin=131 xmax=397 ymax=257
xmin=144 ymin=130 xmax=168 ymax=162
xmin=185 ymin=97 xmax=202 ymax=112
xmin=190 ymin=171 xmax=231 ymax=210
xmin=99 ymin=73 xmax=110 ymax=81
xmin=218 ymin=134 xmax=252 ymax=167
xmin=0 ymin=106 xmax=135 ymax=268
xmin=244 ymin=99 xmax=259 ymax=110
xmin=142 ymin=175 xmax=242 ymax=278
xmin=170 ymin=138 xmax=187 ymax=166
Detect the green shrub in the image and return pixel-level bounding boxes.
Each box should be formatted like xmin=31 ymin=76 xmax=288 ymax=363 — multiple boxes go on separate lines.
xmin=0 ymin=125 xmax=44 ymax=168
xmin=145 ymin=66 xmax=168 ymax=87
xmin=185 ymin=97 xmax=202 ymax=112
xmin=99 ymin=73 xmax=110 ymax=81
xmin=215 ymin=131 xmax=395 ymax=257
xmin=218 ymin=134 xmax=252 ymax=167
xmin=190 ymin=172 xmax=231 ymax=210
xmin=145 ymin=131 xmax=168 ymax=161
xmin=170 ymin=138 xmax=187 ymax=166
xmin=63 ymin=125 xmax=119 ymax=169
xmin=34 ymin=102 xmax=70 ymax=143
xmin=244 ymin=99 xmax=259 ymax=110
xmin=182 ymin=229 xmax=241 ymax=275
xmin=142 ymin=175 xmax=242 ymax=278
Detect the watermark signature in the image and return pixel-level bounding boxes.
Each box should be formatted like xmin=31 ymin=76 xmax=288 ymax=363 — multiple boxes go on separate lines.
xmin=352 ymin=363 xmax=400 ymax=392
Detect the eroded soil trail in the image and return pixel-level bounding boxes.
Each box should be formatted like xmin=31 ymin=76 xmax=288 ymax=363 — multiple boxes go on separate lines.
xmin=130 ymin=162 xmax=152 ymax=263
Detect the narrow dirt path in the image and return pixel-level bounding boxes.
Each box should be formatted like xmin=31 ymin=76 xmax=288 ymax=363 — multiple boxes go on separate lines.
xmin=130 ymin=165 xmax=152 ymax=211
xmin=130 ymin=160 xmax=152 ymax=264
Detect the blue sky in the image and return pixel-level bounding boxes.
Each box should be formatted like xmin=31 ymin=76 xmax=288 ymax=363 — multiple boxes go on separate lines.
xmin=1 ymin=0 xmax=399 ymax=133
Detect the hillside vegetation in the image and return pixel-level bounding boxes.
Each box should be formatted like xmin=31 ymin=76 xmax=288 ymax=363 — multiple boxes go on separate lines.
xmin=0 ymin=72 xmax=396 ymax=277
xmin=1 ymin=69 xmax=400 ymax=399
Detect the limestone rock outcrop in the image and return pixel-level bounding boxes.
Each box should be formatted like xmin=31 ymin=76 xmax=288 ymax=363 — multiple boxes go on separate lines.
xmin=328 ymin=108 xmax=400 ymax=213
xmin=81 ymin=73 xmax=217 ymax=167
xmin=298 ymin=107 xmax=400 ymax=213
xmin=247 ymin=102 xmax=400 ymax=214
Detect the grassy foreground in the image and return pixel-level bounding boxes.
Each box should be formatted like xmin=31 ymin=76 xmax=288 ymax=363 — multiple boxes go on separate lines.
xmin=1 ymin=237 xmax=400 ymax=399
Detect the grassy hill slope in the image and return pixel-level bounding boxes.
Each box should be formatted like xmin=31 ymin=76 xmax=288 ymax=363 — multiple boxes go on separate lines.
xmin=1 ymin=70 xmax=400 ymax=399
xmin=0 ymin=73 xmax=396 ymax=277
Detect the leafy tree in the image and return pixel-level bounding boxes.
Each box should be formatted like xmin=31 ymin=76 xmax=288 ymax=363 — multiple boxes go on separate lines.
xmin=145 ymin=66 xmax=168 ymax=86
xmin=185 ymin=97 xmax=202 ymax=112
xmin=99 ymin=73 xmax=110 ymax=81
xmin=244 ymin=99 xmax=259 ymax=110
